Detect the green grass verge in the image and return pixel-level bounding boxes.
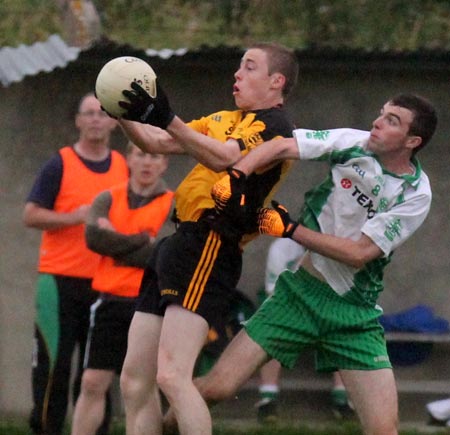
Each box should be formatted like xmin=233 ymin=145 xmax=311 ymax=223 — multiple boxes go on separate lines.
xmin=0 ymin=418 xmax=447 ymax=435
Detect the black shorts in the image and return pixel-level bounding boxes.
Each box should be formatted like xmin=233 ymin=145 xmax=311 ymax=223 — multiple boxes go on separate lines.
xmin=84 ymin=294 xmax=136 ymax=374
xmin=136 ymin=221 xmax=242 ymax=326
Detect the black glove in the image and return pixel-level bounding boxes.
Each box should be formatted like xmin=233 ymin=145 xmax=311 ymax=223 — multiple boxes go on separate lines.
xmin=211 ymin=168 xmax=247 ymax=216
xmin=212 ymin=167 xmax=250 ymax=233
xmin=257 ymin=200 xmax=298 ymax=238
xmin=119 ymin=81 xmax=175 ymax=129
xmin=206 ymin=168 xmax=251 ymax=241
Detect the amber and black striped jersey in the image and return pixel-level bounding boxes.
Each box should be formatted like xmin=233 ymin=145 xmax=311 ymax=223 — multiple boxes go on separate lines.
xmin=174 ymin=107 xmax=294 ymax=227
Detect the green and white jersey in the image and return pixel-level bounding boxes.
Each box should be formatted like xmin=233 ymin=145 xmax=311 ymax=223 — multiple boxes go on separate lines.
xmin=293 ymin=128 xmax=431 ymax=307
xmin=265 ymin=238 xmax=305 ymax=295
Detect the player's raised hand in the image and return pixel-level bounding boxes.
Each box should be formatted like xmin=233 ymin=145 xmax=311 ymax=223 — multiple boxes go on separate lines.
xmin=119 ymin=81 xmax=175 ymax=129
xmin=257 ymin=200 xmax=298 ymax=238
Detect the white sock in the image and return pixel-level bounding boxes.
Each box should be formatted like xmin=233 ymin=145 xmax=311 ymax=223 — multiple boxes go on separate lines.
xmin=259 ymin=384 xmax=280 ymax=396
xmin=427 ymin=398 xmax=450 ymax=420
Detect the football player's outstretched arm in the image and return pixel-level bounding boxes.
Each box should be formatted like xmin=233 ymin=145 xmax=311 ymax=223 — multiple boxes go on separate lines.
xmin=258 ymin=202 xmax=383 ymax=269
xmin=119 ymin=82 xmax=242 ymax=171
xmin=121 ymin=115 xmax=243 ymax=172
xmin=119 ymin=119 xmax=185 ymax=155
xmin=167 ymin=117 xmax=243 ymax=172
xmin=293 ymin=227 xmax=383 ymax=269
xmin=233 ymin=137 xmax=300 ymax=175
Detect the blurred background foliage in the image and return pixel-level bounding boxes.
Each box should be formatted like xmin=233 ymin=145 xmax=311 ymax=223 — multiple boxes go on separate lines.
xmin=3 ymin=0 xmax=450 ymax=50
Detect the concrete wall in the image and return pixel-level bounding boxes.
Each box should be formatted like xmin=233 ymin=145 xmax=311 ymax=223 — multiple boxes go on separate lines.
xmin=1 ymin=52 xmax=449 ymax=417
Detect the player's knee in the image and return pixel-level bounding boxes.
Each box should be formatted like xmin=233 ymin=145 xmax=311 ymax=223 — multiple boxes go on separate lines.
xmin=120 ymin=369 xmax=142 ymax=402
xmin=195 ymin=372 xmax=235 ymax=403
xmin=80 ymin=371 xmax=108 ymax=396
xmin=156 ymin=366 xmax=179 ymax=399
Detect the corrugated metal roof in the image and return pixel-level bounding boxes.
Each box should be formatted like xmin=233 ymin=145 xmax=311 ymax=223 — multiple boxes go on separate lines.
xmin=146 ymin=47 xmax=188 ymax=59
xmin=0 ymin=35 xmax=80 ymax=87
xmin=0 ymin=34 xmax=189 ymax=87
xmin=2 ymin=34 xmax=450 ymax=87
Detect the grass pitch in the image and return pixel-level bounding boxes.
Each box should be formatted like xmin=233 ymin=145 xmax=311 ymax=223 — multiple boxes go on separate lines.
xmin=0 ymin=418 xmax=447 ymax=435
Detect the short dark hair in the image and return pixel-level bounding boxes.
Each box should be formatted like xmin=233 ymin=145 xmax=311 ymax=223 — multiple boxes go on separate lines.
xmin=389 ymin=94 xmax=438 ymax=155
xmin=249 ymin=42 xmax=299 ymax=99
xmin=77 ymin=92 xmax=96 ymax=113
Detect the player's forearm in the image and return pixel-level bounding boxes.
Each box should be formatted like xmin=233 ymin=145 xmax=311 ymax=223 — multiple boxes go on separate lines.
xmin=292 ymin=225 xmax=382 ymax=269
xmin=167 ymin=117 xmax=241 ymax=172
xmin=85 ymin=225 xmax=150 ymax=257
xmin=234 ymin=137 xmax=299 ymax=175
xmin=114 ymin=243 xmax=154 ymax=268
xmin=23 ymin=203 xmax=85 ymax=230
xmin=119 ymin=119 xmax=185 ymax=155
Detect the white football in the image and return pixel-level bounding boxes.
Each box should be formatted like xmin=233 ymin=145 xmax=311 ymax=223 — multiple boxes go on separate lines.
xmin=95 ymin=56 xmax=157 ymax=118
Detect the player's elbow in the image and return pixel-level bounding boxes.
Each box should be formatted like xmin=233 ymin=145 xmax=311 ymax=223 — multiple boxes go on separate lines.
xmin=272 ymin=137 xmax=299 ymax=160
xmin=23 ymin=203 xmax=39 ymax=228
xmin=209 ymin=140 xmax=245 ymax=172
xmin=23 ymin=211 xmax=33 ymax=228
xmin=341 ymin=235 xmax=383 ymax=269
xmin=347 ymin=247 xmax=382 ymax=269
xmin=346 ymin=256 xmax=367 ymax=270
xmin=209 ymin=151 xmax=242 ymax=172
xmin=209 ymin=159 xmax=235 ymax=172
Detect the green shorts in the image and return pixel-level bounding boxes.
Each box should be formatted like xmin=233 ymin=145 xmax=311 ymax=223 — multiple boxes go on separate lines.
xmin=245 ymin=267 xmax=391 ymax=372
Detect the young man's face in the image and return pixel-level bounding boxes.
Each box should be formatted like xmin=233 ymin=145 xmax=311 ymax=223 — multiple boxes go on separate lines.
xmin=232 ymin=48 xmax=282 ymax=111
xmin=368 ymin=102 xmax=419 ymax=155
xmin=127 ymin=146 xmax=168 ymax=189
xmin=76 ymin=95 xmax=117 ymax=142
